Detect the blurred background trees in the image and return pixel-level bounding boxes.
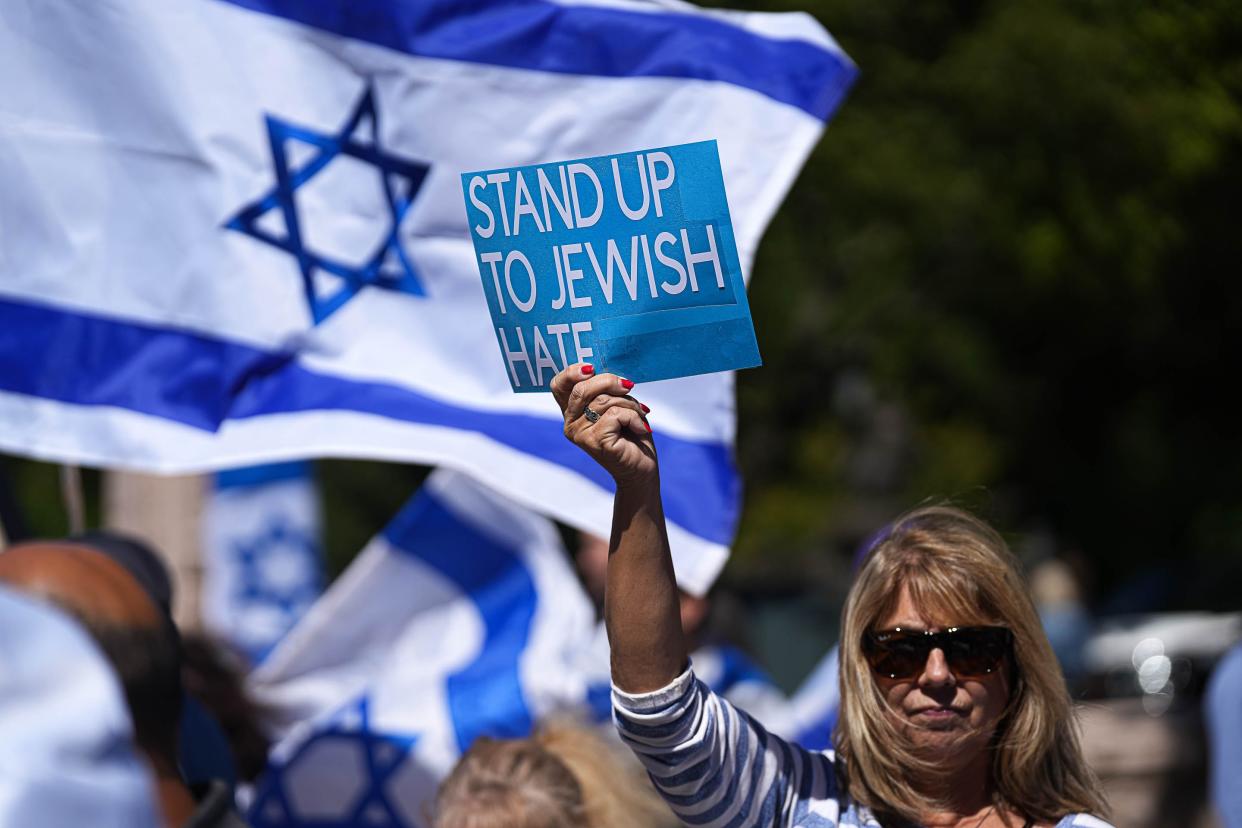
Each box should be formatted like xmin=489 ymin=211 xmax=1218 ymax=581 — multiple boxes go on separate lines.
xmin=731 ymin=0 xmax=1242 ymax=614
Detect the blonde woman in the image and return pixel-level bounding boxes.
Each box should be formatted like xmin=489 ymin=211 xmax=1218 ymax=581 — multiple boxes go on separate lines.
xmin=550 ymin=365 xmax=1113 ymax=828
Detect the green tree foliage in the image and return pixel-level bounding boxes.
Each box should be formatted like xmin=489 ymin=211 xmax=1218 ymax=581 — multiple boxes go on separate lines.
xmin=732 ymin=0 xmax=1242 ymax=606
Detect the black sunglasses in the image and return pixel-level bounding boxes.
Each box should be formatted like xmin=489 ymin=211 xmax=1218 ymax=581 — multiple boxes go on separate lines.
xmin=863 ymin=626 xmax=1013 ymax=681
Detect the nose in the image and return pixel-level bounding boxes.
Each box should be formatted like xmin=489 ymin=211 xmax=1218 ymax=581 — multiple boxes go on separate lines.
xmin=919 ymin=647 xmax=955 ymax=688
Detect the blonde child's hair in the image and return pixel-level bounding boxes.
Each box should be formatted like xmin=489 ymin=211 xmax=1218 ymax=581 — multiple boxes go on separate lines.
xmin=433 ymin=720 xmax=678 ymax=828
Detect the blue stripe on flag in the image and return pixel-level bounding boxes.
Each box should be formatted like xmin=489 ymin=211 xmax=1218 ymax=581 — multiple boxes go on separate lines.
xmin=0 ymin=296 xmax=738 ymax=544
xmin=216 ymin=460 xmax=312 ymax=489
xmin=381 ymin=488 xmax=536 ymax=749
xmin=215 ymin=0 xmax=856 ymax=121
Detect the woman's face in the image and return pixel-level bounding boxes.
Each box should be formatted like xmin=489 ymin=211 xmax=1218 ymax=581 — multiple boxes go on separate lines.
xmin=871 ymin=585 xmax=1010 ymax=762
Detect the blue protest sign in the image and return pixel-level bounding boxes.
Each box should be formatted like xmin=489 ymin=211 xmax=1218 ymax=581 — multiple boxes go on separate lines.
xmin=461 ymin=141 xmax=761 ymax=392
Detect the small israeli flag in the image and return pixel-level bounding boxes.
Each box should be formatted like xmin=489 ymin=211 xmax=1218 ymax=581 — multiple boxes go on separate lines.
xmin=246 ymin=469 xmax=595 ymax=827
xmin=200 ymin=461 xmax=324 ymax=665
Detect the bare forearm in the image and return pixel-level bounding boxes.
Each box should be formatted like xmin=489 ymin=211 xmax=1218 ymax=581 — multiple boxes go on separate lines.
xmin=605 ymin=476 xmax=687 ymax=692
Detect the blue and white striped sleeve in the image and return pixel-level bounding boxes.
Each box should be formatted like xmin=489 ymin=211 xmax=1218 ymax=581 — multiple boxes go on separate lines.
xmin=613 ymin=667 xmax=842 ymax=827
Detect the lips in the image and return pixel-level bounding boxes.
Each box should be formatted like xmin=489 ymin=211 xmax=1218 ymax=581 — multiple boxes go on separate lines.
xmin=907 ymin=708 xmax=967 ymax=731
xmin=911 ymin=706 xmax=965 ymax=718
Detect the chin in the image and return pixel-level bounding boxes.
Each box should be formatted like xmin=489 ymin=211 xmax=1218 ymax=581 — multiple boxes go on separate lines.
xmin=904 ymin=718 xmax=986 ymax=755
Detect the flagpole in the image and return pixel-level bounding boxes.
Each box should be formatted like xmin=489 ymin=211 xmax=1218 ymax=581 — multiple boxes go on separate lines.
xmin=59 ymin=464 xmax=86 ymax=535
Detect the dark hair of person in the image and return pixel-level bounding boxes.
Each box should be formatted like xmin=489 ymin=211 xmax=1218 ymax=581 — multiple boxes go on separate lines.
xmin=180 ymin=632 xmax=273 ymax=782
xmin=86 ymin=614 xmax=185 ymax=766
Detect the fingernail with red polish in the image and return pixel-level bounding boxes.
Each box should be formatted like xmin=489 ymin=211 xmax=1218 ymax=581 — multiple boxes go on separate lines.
xmin=640 ymin=403 xmax=650 ymax=414
xmin=620 ymin=378 xmax=634 ymax=390
xmin=581 ymin=364 xmax=594 ymax=375
xmin=645 ymin=422 xmax=653 ymax=433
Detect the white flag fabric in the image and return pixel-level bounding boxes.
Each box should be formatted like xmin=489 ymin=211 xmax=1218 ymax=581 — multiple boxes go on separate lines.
xmin=0 ymin=586 xmax=161 ymax=828
xmin=201 ymin=461 xmax=325 ymax=665
xmin=0 ymin=0 xmax=854 ymax=594
xmin=246 ymin=469 xmax=596 ymax=826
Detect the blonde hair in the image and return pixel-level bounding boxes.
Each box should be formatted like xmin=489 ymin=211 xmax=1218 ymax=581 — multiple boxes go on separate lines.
xmin=834 ymin=505 xmax=1109 ymax=824
xmin=433 ymin=721 xmax=677 ymax=828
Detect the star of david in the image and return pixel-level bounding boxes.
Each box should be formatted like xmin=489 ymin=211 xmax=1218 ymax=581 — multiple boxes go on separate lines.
xmin=233 ymin=517 xmax=322 ymax=614
xmin=225 ymin=86 xmax=430 ymax=324
xmin=228 ymin=516 xmax=323 ymax=663
xmin=249 ymin=698 xmax=423 ymax=828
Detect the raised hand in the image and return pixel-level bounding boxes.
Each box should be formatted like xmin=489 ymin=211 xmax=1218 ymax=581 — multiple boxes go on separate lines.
xmin=550 ymin=364 xmax=656 ymax=486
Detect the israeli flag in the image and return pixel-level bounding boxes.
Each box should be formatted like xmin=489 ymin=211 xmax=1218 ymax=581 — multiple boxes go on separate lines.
xmin=0 ymin=0 xmax=854 ymax=594
xmin=201 ymin=461 xmax=325 ymax=665
xmin=246 ymin=469 xmax=596 ymax=826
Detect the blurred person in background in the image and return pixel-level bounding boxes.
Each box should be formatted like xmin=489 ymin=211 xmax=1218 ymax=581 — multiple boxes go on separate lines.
xmin=62 ymin=533 xmax=257 ymax=793
xmin=432 ymin=720 xmax=678 ymax=828
xmin=0 ymin=539 xmax=250 ymax=828
xmin=1205 ymin=641 xmax=1242 ymax=828
xmin=180 ymin=632 xmax=272 ymax=786
xmin=1028 ymin=557 xmax=1092 ymax=691
xmin=553 ymin=365 xmax=1113 ymax=828
xmin=0 ymin=584 xmax=160 ymax=827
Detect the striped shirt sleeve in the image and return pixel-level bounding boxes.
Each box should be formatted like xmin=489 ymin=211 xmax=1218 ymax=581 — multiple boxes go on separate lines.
xmin=613 ymin=667 xmax=840 ymax=827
